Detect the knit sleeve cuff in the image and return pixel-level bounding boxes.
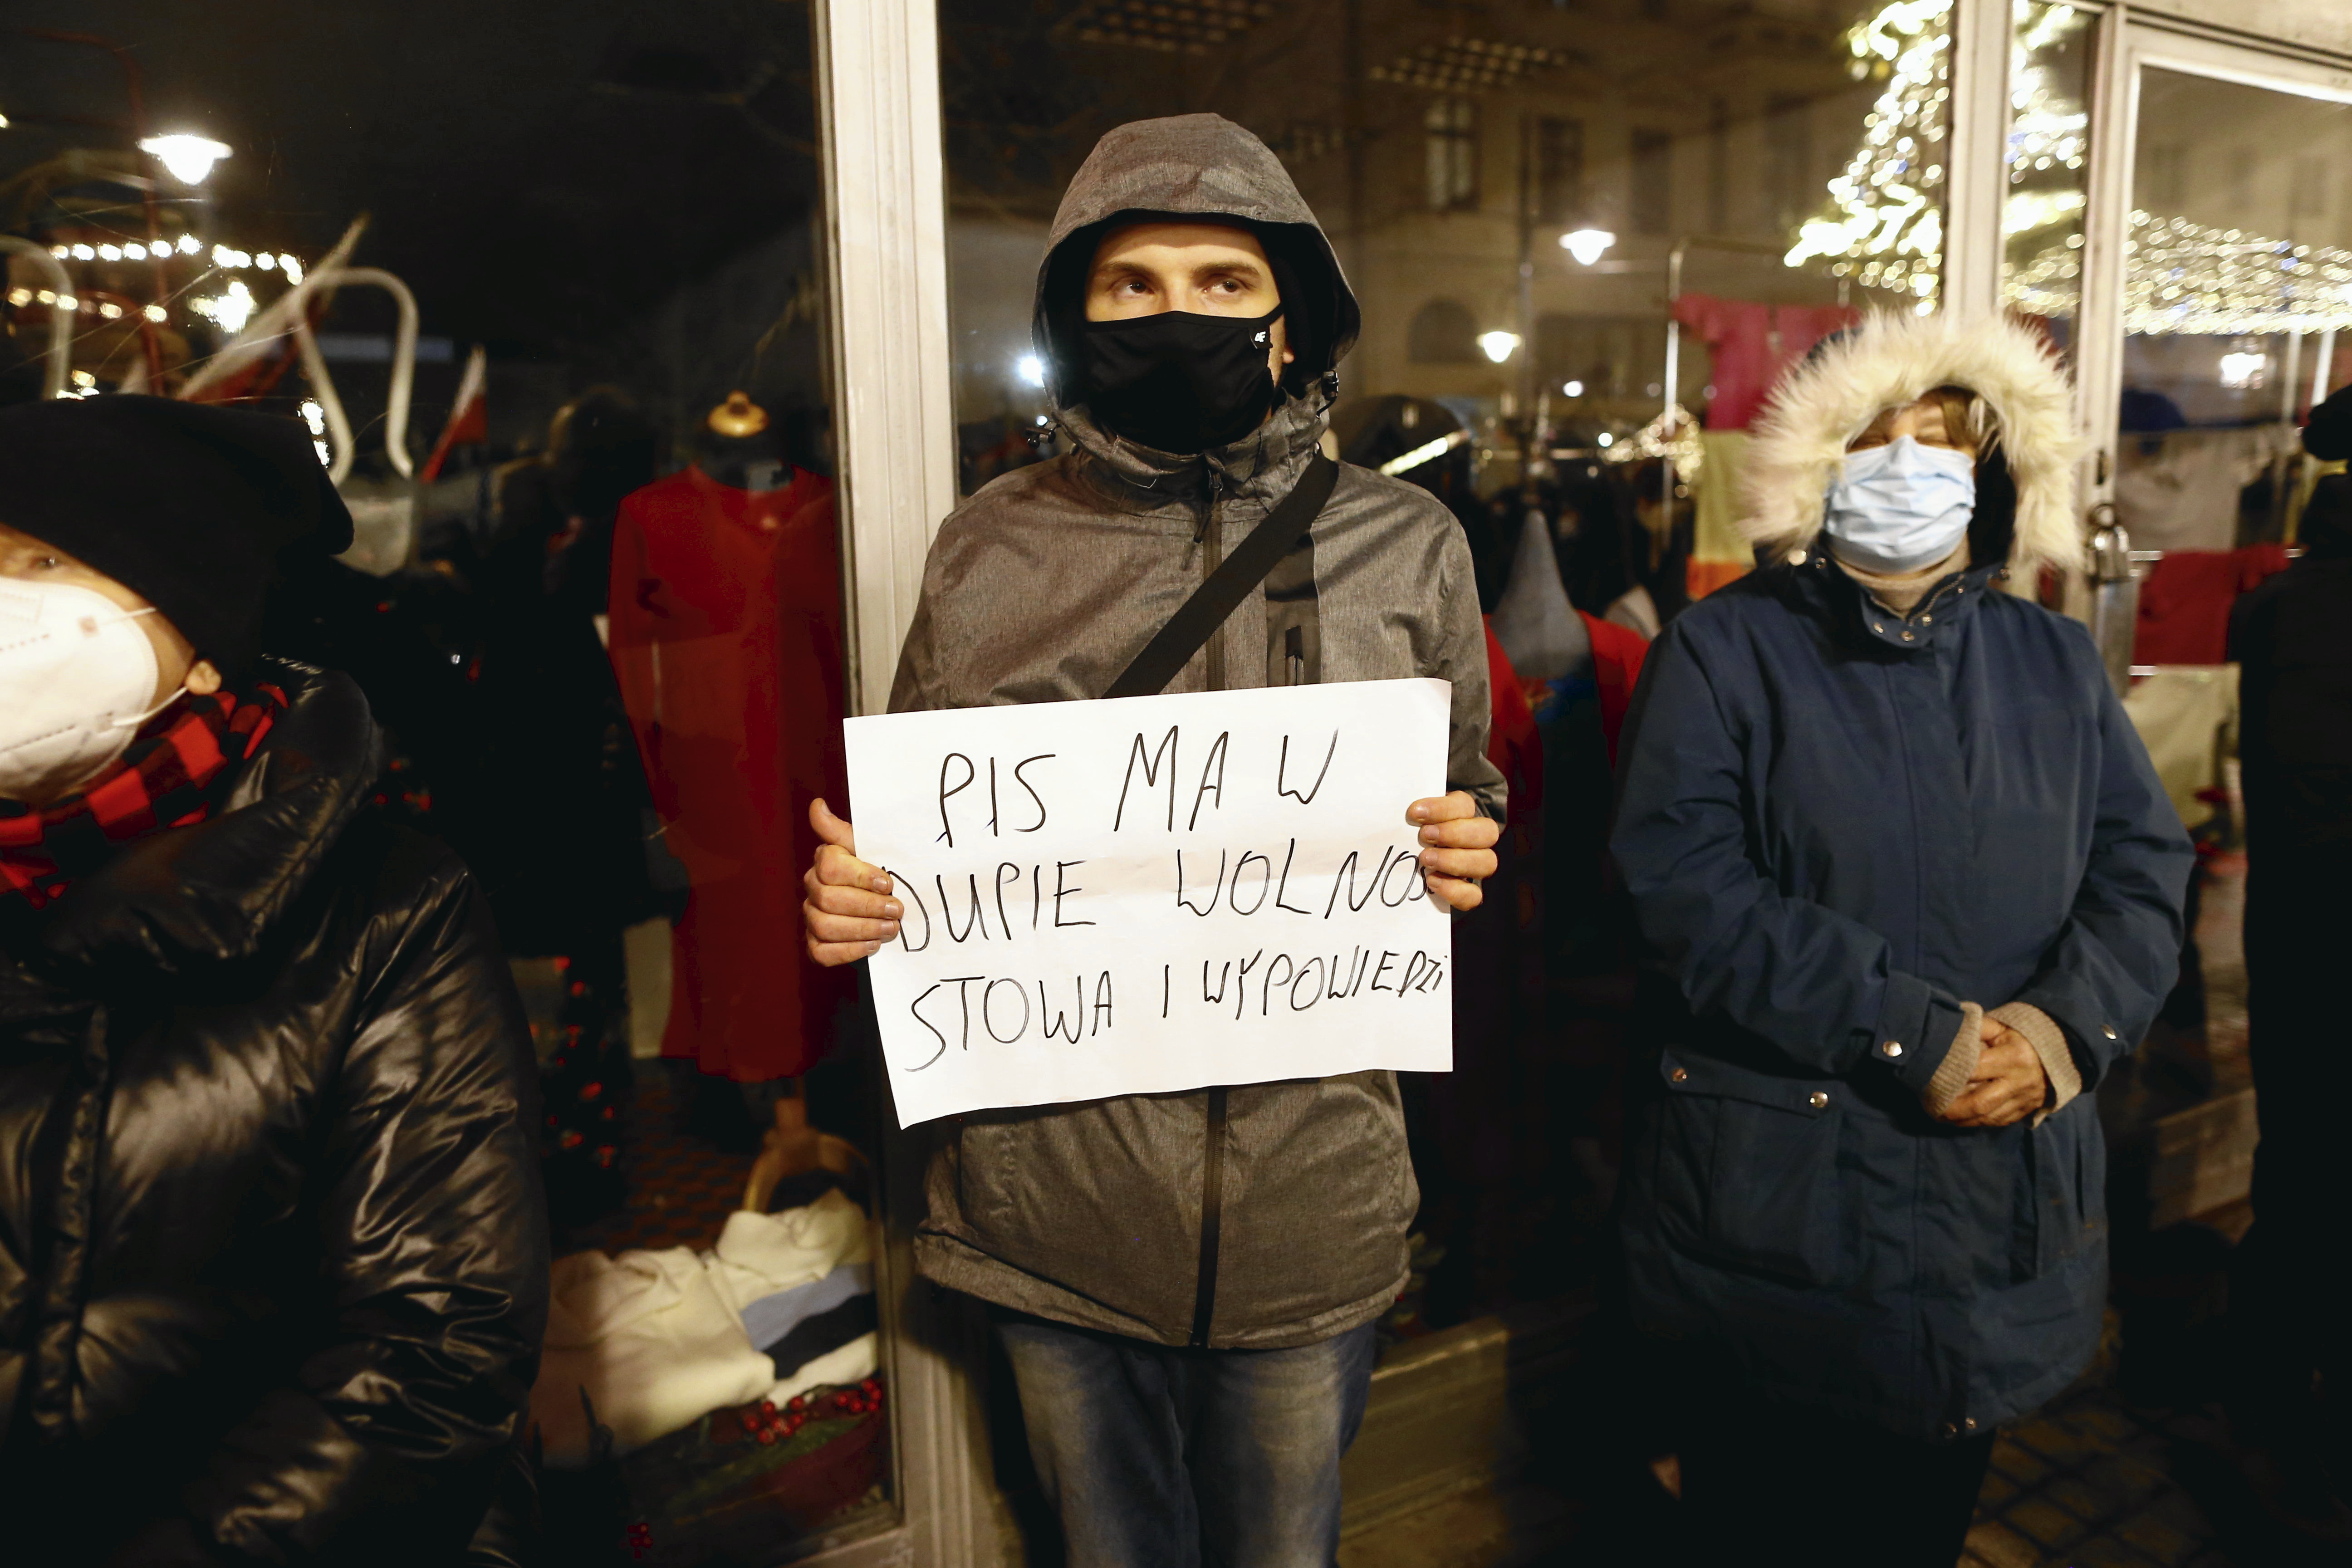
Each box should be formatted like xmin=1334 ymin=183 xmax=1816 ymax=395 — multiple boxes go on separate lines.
xmin=1923 ymin=1002 xmax=1984 ymax=1117
xmin=1991 ymin=1002 xmax=2082 ymax=1123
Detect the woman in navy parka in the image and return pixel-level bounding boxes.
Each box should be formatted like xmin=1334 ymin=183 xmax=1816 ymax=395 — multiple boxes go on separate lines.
xmin=1611 ymin=314 xmax=2191 ymax=1566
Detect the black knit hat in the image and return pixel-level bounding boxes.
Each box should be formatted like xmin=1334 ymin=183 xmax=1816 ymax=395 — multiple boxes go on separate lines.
xmin=0 ymin=396 xmax=353 ymax=671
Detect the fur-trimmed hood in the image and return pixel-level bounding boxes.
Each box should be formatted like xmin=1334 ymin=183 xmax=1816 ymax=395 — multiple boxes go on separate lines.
xmin=1741 ymin=313 xmax=2080 ymax=571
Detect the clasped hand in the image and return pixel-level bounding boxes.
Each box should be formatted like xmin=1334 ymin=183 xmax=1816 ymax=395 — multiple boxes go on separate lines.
xmin=1931 ymin=1015 xmax=2049 ymax=1129
xmin=800 ymin=791 xmax=1500 ymax=966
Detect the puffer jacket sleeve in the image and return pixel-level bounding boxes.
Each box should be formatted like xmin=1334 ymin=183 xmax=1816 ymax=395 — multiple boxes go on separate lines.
xmin=2005 ymin=658 xmax=2194 ymax=1085
xmin=167 ymin=860 xmax=548 ymax=1564
xmin=1611 ymin=617 xmax=1968 ymax=1088
xmin=1436 ymin=524 xmax=1507 ymax=821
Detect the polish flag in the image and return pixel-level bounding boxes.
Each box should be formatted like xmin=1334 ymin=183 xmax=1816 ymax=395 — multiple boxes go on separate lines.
xmin=420 ymin=344 xmax=488 ymax=482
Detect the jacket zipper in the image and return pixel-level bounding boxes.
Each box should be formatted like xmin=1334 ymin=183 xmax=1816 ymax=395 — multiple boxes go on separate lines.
xmin=31 ymin=1004 xmax=110 ymax=1441
xmin=1201 ymin=466 xmax=1226 ymax=692
xmin=1908 ymin=574 xmax=1966 ymax=626
xmin=1190 ymin=459 xmax=1227 ymax=1348
xmin=1189 ymin=1086 xmax=1229 ymax=1348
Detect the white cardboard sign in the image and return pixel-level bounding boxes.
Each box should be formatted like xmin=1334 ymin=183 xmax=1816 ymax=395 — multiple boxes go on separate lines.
xmin=843 ymin=679 xmax=1455 ymax=1125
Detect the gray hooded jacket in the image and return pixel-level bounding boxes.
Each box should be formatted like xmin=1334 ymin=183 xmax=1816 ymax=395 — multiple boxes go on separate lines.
xmin=893 ymin=114 xmax=1504 ymax=1350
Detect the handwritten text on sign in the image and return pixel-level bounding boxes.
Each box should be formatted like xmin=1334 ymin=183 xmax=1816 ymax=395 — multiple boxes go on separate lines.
xmin=844 ymin=679 xmax=1455 ymax=1125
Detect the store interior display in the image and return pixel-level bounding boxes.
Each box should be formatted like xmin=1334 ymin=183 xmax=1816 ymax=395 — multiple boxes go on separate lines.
xmin=609 ymin=391 xmax=854 ymax=1090
xmin=535 ymin=1182 xmax=888 ymax=1563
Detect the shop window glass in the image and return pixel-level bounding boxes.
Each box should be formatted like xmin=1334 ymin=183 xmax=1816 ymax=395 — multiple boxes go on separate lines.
xmin=932 ymin=0 xmax=1953 ymax=1514
xmin=2002 ymin=1 xmax=2093 ymax=352
xmin=2116 ymin=69 xmax=2352 ymax=558
xmin=0 ymin=8 xmax=895 ymax=1558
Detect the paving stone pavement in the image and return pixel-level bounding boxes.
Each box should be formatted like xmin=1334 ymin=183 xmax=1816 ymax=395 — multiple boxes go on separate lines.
xmin=1960 ymin=1383 xmax=2240 ymax=1568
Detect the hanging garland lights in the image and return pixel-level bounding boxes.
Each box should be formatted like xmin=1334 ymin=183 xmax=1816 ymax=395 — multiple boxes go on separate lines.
xmin=2007 ymin=213 xmax=2352 ymax=335
xmin=6 ymin=235 xmax=310 ymax=346
xmin=1601 ymin=403 xmax=1705 ymax=480
xmin=1998 ymin=3 xmax=2092 ymax=317
xmin=2119 ymin=212 xmax=2352 ymax=336
xmin=2006 ymin=4 xmax=2089 ymax=186
xmin=1782 ymin=0 xmax=1953 ymax=315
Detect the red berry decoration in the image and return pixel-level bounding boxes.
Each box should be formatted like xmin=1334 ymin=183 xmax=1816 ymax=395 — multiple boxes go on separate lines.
xmin=756 ymin=1427 xmax=777 ymax=1445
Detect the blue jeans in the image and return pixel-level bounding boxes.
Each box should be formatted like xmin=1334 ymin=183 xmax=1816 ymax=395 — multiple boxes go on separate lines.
xmin=994 ymin=1313 xmax=1378 ymax=1568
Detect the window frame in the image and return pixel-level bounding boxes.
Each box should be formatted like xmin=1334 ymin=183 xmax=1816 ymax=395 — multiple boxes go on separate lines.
xmin=1424 ymin=94 xmax=1481 ymax=213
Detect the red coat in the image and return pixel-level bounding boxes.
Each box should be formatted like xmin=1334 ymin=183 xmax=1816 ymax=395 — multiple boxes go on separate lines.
xmin=608 ymin=467 xmax=852 ymax=1081
xmin=2135 ymin=545 xmax=2292 ymax=666
xmin=1584 ymin=611 xmax=1648 ymax=764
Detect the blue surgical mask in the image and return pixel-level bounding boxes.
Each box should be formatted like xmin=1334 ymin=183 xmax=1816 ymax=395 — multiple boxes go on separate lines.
xmin=1822 ymin=435 xmax=1976 ymax=574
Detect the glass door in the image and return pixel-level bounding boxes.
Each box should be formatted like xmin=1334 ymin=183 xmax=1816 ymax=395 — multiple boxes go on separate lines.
xmin=2082 ymin=28 xmax=2352 ymax=565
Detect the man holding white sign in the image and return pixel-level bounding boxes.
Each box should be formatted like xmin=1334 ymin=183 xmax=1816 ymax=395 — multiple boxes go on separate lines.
xmin=803 ymin=114 xmax=1501 ymax=1565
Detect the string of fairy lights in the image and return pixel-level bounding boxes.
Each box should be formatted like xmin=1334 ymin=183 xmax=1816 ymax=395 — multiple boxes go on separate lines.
xmin=1783 ymin=0 xmax=2343 ymax=338
xmin=2114 ymin=213 xmax=2352 ymax=335
xmin=7 ymin=239 xmax=306 ymax=338
xmin=1996 ymin=2 xmax=2091 ymax=317
xmin=1782 ymin=0 xmax=1954 ymax=314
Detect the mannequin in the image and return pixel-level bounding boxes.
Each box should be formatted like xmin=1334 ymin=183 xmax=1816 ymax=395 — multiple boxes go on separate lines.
xmin=697 ymin=390 xmax=793 ymax=493
xmin=608 ymin=390 xmax=855 ymax=1197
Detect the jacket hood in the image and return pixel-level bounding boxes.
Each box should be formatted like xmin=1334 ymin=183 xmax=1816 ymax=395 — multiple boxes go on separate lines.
xmin=1741 ymin=312 xmax=2081 ymax=572
xmin=1034 ymin=113 xmax=1361 ymax=412
xmin=29 ymin=658 xmax=384 ymax=985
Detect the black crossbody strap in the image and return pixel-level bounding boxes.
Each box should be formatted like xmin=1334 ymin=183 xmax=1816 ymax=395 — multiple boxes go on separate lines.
xmin=1104 ymin=452 xmax=1339 ymax=699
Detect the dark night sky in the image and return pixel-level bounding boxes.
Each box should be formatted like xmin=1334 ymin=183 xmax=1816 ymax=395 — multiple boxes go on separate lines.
xmin=1 ymin=1 xmax=824 ymax=363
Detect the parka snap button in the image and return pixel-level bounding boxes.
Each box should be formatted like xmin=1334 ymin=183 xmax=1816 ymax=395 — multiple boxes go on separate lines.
xmin=1808 ymin=1091 xmax=1829 ymax=1109
xmin=2102 ymin=1025 xmax=2118 ymax=1040
xmin=1872 ymin=622 xmax=1885 ymax=633
xmin=1964 ymin=1418 xmax=1978 ymax=1431
xmin=1884 ymin=1041 xmax=1904 ymax=1058
xmin=1901 ymin=630 xmax=1915 ymax=642
xmin=1942 ymin=1421 xmax=1958 ymax=1438
xmin=1920 ymin=614 xmax=1932 ymax=623
xmin=1670 ymin=1067 xmax=1690 ymax=1083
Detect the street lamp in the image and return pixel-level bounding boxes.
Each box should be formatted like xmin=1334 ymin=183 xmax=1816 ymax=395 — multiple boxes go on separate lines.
xmin=1477 ymin=330 xmax=1520 ymax=364
xmin=1559 ymin=228 xmax=1617 ymax=266
xmin=139 ymin=133 xmax=230 ymax=185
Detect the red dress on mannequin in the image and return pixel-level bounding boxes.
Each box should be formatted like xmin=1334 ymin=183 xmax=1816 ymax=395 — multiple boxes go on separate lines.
xmin=608 ymin=465 xmax=852 ymax=1082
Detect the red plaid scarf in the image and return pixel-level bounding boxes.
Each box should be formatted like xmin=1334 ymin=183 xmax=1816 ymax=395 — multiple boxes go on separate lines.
xmin=0 ymin=684 xmax=289 ymax=911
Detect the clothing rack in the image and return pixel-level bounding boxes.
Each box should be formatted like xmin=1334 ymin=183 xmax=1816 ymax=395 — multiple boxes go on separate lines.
xmin=0 ymin=236 xmax=75 ymax=400
xmin=293 ymin=265 xmax=421 ymax=487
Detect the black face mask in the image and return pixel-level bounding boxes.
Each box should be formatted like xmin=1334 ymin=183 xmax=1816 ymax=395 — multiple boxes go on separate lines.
xmin=1080 ymin=306 xmax=1284 ymax=455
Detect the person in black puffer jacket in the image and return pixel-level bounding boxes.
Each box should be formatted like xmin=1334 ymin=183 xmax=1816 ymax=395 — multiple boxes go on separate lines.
xmin=0 ymin=396 xmax=546 ymax=1565
xmin=2220 ymin=384 xmax=2352 ymax=1540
